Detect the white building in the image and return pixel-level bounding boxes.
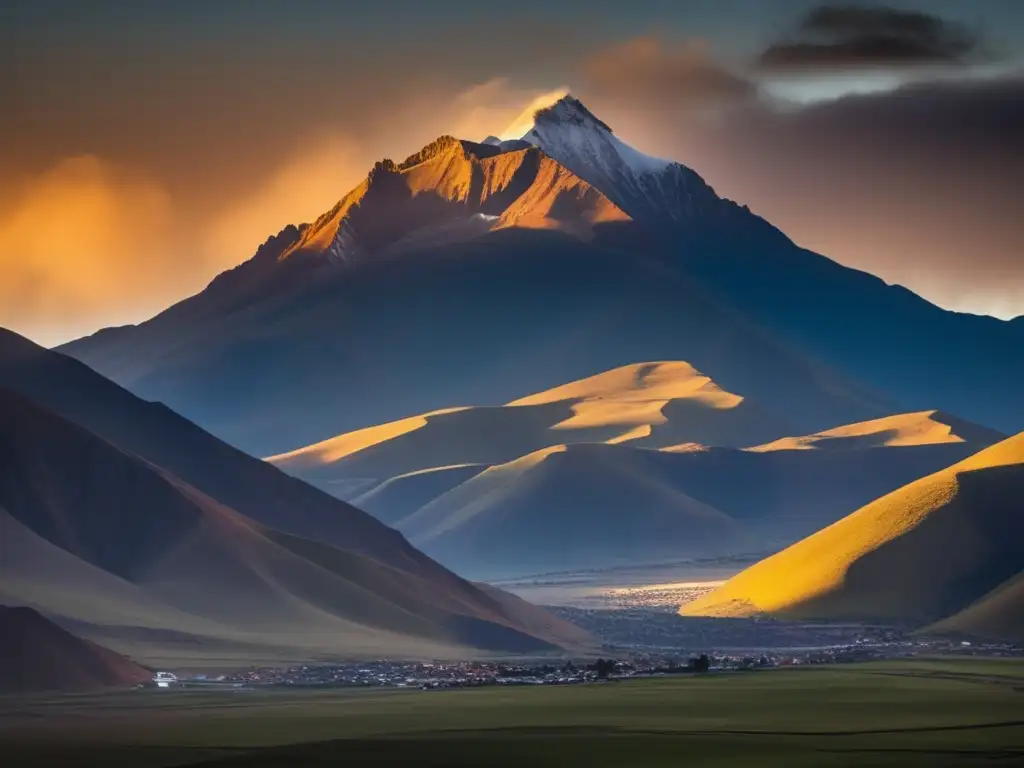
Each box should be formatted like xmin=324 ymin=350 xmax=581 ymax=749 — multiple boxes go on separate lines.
xmin=153 ymin=671 xmax=179 ymax=688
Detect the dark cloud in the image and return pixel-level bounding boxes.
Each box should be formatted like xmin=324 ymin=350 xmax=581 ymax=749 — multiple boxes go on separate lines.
xmin=582 ymin=37 xmax=756 ymax=110
xmin=758 ymin=4 xmax=982 ymax=70
xmin=590 ymin=74 xmax=1024 ymax=317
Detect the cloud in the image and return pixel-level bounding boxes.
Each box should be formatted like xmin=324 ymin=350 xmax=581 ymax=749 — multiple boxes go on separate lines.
xmin=758 ymin=4 xmax=982 ymax=71
xmin=0 ymin=156 xmax=192 ymax=345
xmin=497 ymin=86 xmax=572 ymax=140
xmin=449 ymin=79 xmax=572 ymax=142
xmin=582 ymin=37 xmax=755 ymax=109
xmin=607 ymin=73 xmax=1024 ymax=318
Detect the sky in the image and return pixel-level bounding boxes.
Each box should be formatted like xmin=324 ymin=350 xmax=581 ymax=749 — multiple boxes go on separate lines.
xmin=2 ymin=0 xmax=1023 ymax=345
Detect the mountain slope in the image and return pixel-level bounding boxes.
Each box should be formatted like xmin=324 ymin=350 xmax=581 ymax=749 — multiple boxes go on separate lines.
xmin=352 ymin=465 xmax=487 ymax=526
xmin=517 ymin=98 xmax=1024 ymax=434
xmin=680 ymin=433 xmax=1024 ymax=628
xmin=747 ymin=410 xmax=1005 ymax=452
xmin=520 ymin=96 xmax=721 ymax=226
xmin=268 ymin=361 xmax=792 ymax=484
xmin=357 ymin=416 xmax=993 ymax=579
xmin=929 ymin=571 xmax=1024 ymax=642
xmin=0 ymin=606 xmax=151 ymax=693
xmin=0 ymin=331 xmax=590 ymax=659
xmin=397 ymin=443 xmax=755 ymax=579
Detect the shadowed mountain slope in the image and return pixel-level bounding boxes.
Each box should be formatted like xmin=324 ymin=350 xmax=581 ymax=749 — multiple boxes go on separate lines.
xmin=397 ymin=443 xmax=755 ymax=580
xmin=929 ymin=571 xmax=1024 ymax=643
xmin=747 ymin=410 xmax=1005 ymax=452
xmin=0 ymin=332 xmax=590 ymax=660
xmin=367 ymin=426 xmax=993 ymax=580
xmin=268 ymin=356 xmax=999 ymax=580
xmin=59 ymin=113 xmax=892 ymax=458
xmin=680 ymin=433 xmax=1024 ymax=633
xmin=0 ymin=390 xmax=587 ymax=659
xmin=0 ymin=606 xmax=151 ymax=693
xmin=517 ymin=97 xmax=1024 ymax=434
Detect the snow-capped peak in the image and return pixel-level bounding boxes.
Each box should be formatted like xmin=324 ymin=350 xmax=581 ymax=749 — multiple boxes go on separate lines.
xmin=520 ymin=95 xmax=671 ymax=176
xmin=511 ymin=94 xmax=721 ymax=224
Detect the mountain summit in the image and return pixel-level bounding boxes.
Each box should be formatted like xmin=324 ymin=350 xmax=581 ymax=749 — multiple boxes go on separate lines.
xmin=60 ymin=95 xmax=1024 ymax=455
xmin=516 ymin=95 xmax=720 ymax=224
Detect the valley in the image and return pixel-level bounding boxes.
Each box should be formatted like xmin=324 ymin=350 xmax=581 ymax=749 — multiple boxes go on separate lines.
xmin=4 ymin=659 xmax=1023 ymax=767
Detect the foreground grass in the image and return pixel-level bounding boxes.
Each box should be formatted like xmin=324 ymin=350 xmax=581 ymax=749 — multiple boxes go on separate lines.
xmin=2 ymin=658 xmax=1023 ymax=767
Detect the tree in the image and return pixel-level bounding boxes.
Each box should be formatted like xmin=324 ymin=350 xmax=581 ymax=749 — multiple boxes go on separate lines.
xmin=689 ymin=654 xmax=711 ymax=673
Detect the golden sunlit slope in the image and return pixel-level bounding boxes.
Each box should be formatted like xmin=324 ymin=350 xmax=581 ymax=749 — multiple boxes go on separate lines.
xmin=0 ymin=329 xmax=589 ymax=656
xmin=0 ymin=606 xmax=151 ymax=694
xmin=268 ymin=361 xmax=791 ymax=484
xmin=680 ymin=432 xmax=1024 ymax=625
xmin=928 ymin=570 xmax=1024 ymax=642
xmin=281 ymin=137 xmax=629 ymax=263
xmin=396 ymin=442 xmax=755 ymax=579
xmin=748 ymin=410 xmax=1005 ymax=452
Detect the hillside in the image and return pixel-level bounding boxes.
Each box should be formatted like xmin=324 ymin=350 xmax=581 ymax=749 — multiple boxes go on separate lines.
xmin=0 ymin=390 xmax=591 ymax=660
xmin=0 ymin=332 xmax=591 ymax=661
xmin=0 ymin=606 xmax=150 ymax=693
xmin=397 ymin=443 xmax=755 ymax=579
xmin=268 ymin=361 xmax=792 ymax=484
xmin=267 ymin=361 xmax=999 ymax=579
xmin=374 ymin=424 xmax=992 ymax=579
xmin=929 ymin=571 xmax=1024 ymax=642
xmin=352 ymin=465 xmax=486 ymax=526
xmin=680 ymin=432 xmax=1024 ymax=632
xmin=748 ymin=410 xmax=1005 ymax=452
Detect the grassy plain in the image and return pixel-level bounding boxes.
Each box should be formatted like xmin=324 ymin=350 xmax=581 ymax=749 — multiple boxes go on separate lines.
xmin=2 ymin=658 xmax=1022 ymax=767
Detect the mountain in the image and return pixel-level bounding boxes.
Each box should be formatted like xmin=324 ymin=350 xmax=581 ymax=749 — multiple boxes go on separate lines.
xmin=0 ymin=606 xmax=150 ymax=693
xmin=267 ymin=361 xmax=792 ymax=486
xmin=385 ymin=432 xmax=998 ymax=579
xmin=272 ymin=371 xmax=1000 ymax=579
xmin=353 ymin=465 xmax=487 ymax=526
xmin=928 ymin=571 xmax=1024 ymax=643
xmin=516 ymin=98 xmax=1024 ymax=435
xmin=58 ymin=101 xmax=893 ymax=458
xmin=679 ymin=432 xmax=1024 ymax=636
xmin=521 ymin=97 xmax=721 ymax=226
xmin=0 ymin=331 xmax=590 ymax=661
xmin=746 ymin=410 xmax=1005 ymax=452
xmin=397 ymin=443 xmax=755 ymax=580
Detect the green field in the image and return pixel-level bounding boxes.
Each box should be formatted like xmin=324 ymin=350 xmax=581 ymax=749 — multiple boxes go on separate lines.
xmin=3 ymin=658 xmax=1023 ymax=767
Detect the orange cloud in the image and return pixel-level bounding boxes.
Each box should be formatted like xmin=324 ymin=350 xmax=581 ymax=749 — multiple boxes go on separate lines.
xmin=450 ymin=79 xmax=572 ymax=142
xmin=203 ymin=134 xmax=363 ymax=267
xmin=0 ymin=156 xmax=190 ymax=346
xmin=582 ymin=37 xmax=754 ymax=107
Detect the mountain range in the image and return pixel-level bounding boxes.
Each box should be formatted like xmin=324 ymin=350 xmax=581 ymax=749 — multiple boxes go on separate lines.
xmin=61 ymin=96 xmax=1023 ymax=462
xmin=681 ymin=432 xmax=1024 ymax=642
xmin=267 ymin=362 xmax=1002 ymax=579
xmin=0 ymin=329 xmax=589 ymax=664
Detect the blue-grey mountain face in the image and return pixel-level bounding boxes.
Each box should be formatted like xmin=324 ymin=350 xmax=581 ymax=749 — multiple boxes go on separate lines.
xmin=60 ymin=96 xmax=1022 ymax=457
